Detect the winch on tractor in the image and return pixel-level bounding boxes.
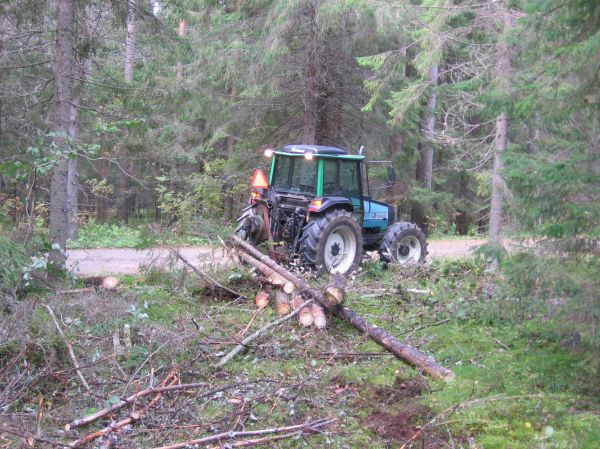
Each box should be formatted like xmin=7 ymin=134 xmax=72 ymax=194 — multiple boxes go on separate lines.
xmin=235 ymin=144 xmax=426 ymax=275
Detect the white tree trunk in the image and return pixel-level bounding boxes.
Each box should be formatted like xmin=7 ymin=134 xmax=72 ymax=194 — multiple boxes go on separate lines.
xmin=124 ymin=0 xmax=138 ymax=82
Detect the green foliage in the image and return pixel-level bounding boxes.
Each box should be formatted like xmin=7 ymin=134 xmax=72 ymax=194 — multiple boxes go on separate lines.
xmin=68 ymin=219 xmax=149 ymax=249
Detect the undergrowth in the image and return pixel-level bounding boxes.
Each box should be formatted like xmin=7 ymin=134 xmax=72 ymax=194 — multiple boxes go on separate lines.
xmin=0 ymin=253 xmax=598 ymax=448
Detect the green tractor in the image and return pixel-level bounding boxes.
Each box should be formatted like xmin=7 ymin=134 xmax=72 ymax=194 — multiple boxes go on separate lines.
xmin=236 ymin=144 xmax=426 ymax=275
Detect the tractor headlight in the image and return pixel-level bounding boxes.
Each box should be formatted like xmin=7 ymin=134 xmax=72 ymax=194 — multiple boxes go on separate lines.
xmin=264 ymin=149 xmax=273 ymax=157
xmin=304 ymin=152 xmax=314 ymax=160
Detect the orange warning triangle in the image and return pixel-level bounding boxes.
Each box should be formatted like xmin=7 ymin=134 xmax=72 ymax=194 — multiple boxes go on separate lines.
xmin=251 ymin=169 xmax=269 ymax=188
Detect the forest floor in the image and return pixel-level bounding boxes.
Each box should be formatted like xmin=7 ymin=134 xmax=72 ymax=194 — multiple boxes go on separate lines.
xmin=1 ymin=254 xmax=598 ymax=448
xmin=66 ymin=238 xmax=488 ymax=275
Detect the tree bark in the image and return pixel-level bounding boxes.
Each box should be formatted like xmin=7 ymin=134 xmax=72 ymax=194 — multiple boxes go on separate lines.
xmin=48 ymin=0 xmax=75 ymax=268
xmin=489 ymin=5 xmax=513 ymax=247
xmin=302 ymin=0 xmax=319 ymax=144
xmin=416 ymin=64 xmax=438 ymax=190
xmin=124 ymin=0 xmax=138 ymax=82
xmin=67 ymin=15 xmax=88 ymax=241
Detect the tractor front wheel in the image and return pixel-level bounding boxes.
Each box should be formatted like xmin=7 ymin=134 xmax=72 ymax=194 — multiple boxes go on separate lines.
xmin=235 ymin=206 xmax=265 ymax=246
xmin=379 ymin=222 xmax=426 ymax=265
xmin=299 ymin=209 xmax=363 ymax=275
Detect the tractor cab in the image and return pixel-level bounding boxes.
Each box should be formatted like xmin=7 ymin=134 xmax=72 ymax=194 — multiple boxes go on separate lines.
xmin=237 ymin=144 xmax=426 ymax=275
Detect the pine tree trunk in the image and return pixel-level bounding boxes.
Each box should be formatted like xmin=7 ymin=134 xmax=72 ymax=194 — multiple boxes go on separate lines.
xmin=67 ymin=21 xmax=87 ymax=241
xmin=124 ymin=0 xmax=138 ymax=83
xmin=489 ymin=5 xmax=513 ymax=247
xmin=416 ymin=64 xmax=438 ymax=190
xmin=412 ymin=64 xmax=438 ymax=233
xmin=302 ymin=0 xmax=319 ymax=144
xmin=49 ymin=0 xmax=75 ymax=268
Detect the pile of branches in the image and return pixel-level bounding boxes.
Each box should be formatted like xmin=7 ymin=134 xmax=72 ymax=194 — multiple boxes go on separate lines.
xmin=219 ymin=236 xmax=454 ymax=381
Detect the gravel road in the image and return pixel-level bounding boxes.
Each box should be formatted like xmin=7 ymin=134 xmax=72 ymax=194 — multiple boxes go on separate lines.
xmin=66 ymin=239 xmax=487 ymax=276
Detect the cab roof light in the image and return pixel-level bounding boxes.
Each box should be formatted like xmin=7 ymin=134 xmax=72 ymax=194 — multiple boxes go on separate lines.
xmin=304 ymin=152 xmax=314 ymax=160
xmin=264 ymin=148 xmax=273 ymax=157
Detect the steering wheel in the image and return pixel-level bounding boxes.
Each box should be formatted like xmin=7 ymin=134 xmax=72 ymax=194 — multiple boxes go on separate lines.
xmin=323 ymin=181 xmax=336 ymax=193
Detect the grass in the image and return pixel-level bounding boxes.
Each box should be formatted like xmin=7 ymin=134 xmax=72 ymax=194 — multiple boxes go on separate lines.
xmin=1 ymin=256 xmax=598 ymax=448
xmin=66 ymin=219 xmax=233 ymax=249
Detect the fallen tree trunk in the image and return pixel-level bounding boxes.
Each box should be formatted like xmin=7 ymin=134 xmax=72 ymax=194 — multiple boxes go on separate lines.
xmin=229 ymin=237 xmax=454 ymax=381
xmin=235 ymin=250 xmax=295 ymax=293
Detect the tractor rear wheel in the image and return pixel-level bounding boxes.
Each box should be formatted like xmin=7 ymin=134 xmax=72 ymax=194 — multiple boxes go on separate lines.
xmin=299 ymin=209 xmax=363 ymax=275
xmin=379 ymin=222 xmax=426 ymax=265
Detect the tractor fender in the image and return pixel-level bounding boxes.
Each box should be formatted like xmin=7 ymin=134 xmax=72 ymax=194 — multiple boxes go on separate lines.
xmin=308 ymin=196 xmax=354 ymax=215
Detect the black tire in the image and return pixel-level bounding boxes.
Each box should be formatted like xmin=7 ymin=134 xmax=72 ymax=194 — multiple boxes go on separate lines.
xmin=299 ymin=209 xmax=363 ymax=275
xmin=235 ymin=206 xmax=264 ymax=246
xmin=379 ymin=222 xmax=427 ymax=264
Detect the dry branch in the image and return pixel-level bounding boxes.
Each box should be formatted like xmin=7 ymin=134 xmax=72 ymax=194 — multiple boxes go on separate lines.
xmin=150 ymin=418 xmax=336 ymax=449
xmin=68 ymin=375 xmax=182 ymax=448
xmin=171 ymin=249 xmax=247 ymax=300
xmin=65 ymin=368 xmax=178 ymax=430
xmin=42 ymin=305 xmax=90 ymax=391
xmin=229 ymin=236 xmax=454 ymax=381
xmin=214 ymin=297 xmax=314 ymax=368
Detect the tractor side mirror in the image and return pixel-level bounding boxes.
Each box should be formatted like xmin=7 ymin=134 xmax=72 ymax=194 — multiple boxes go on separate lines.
xmin=387 ymin=166 xmax=396 ymax=185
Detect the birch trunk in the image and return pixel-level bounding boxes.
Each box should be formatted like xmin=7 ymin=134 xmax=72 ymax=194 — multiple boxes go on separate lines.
xmin=124 ymin=0 xmax=138 ymax=83
xmin=49 ymin=0 xmax=75 ymax=268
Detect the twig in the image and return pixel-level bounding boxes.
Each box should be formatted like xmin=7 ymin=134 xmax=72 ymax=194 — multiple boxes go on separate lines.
xmin=42 ymin=305 xmax=90 ymax=391
xmin=401 ymin=318 xmax=452 ymax=338
xmin=206 ymin=431 xmax=302 ymax=448
xmin=214 ymin=299 xmax=314 ymax=368
xmin=150 ymin=418 xmax=336 ymax=449
xmin=68 ymin=377 xmax=180 ymax=448
xmin=236 ymin=307 xmax=263 ymax=339
xmin=170 ymin=249 xmax=247 ymax=300
xmin=65 ymin=368 xmax=178 ymax=430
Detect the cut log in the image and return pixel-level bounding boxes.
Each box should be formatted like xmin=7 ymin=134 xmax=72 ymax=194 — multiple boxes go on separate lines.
xmin=311 ymin=304 xmax=327 ymax=328
xmin=255 ymin=290 xmax=270 ymax=309
xmin=282 ymin=281 xmax=296 ymax=294
xmin=292 ymin=294 xmax=313 ymax=327
xmin=274 ymin=291 xmax=292 ymax=315
xmin=81 ymin=276 xmax=120 ymax=291
xmin=324 ymin=274 xmax=346 ymax=309
xmin=229 ymin=237 xmax=454 ymax=381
